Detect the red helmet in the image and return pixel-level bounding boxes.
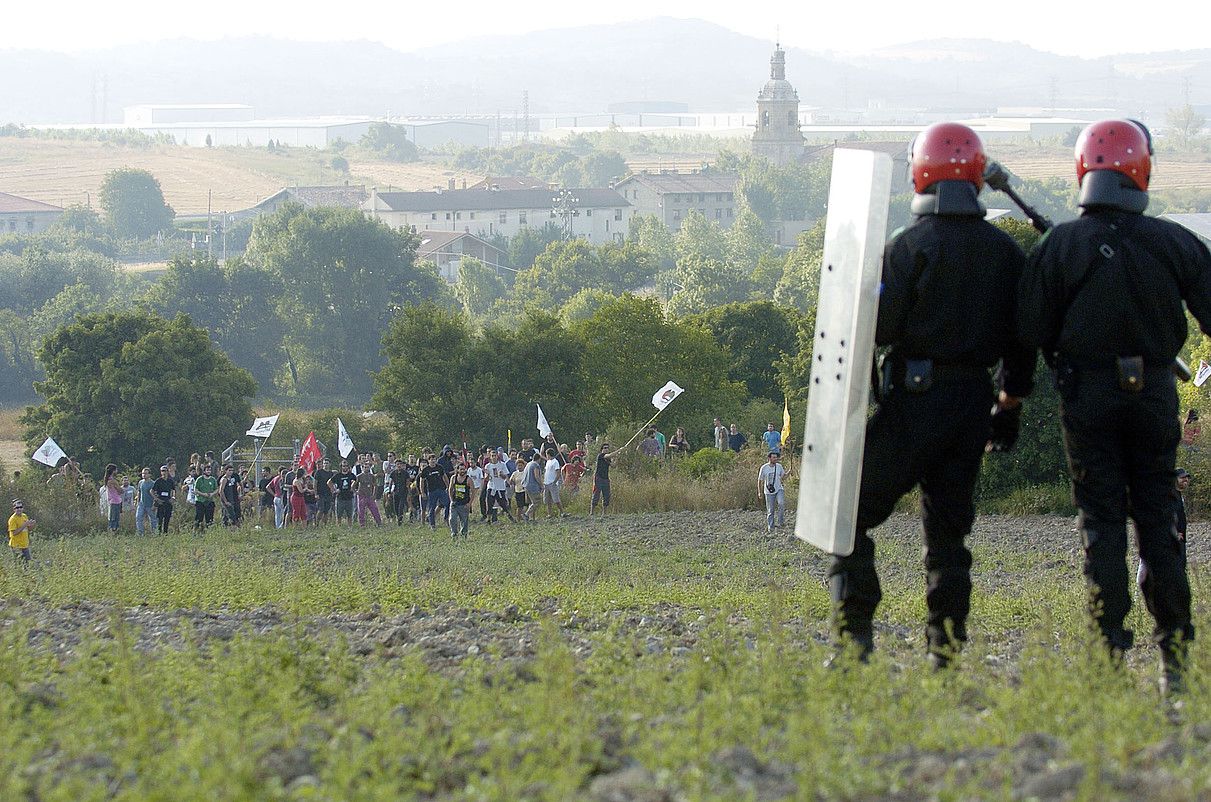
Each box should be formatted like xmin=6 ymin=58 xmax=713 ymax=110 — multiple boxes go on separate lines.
xmin=911 ymin=123 xmax=987 ymax=193
xmin=1074 ymin=119 xmax=1151 ymax=191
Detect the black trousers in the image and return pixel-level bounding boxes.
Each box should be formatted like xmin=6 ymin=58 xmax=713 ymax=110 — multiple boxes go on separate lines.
xmin=828 ymin=379 xmax=993 ymax=651
xmin=1060 ymin=369 xmax=1192 ymax=656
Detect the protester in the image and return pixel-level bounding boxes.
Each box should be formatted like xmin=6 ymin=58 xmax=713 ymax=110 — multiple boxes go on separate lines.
xmin=448 ymin=463 xmax=473 ymax=540
xmin=542 ymin=448 xmax=566 ymax=518
xmin=329 ymin=460 xmax=357 ymax=526
xmin=652 ymin=427 xmax=667 ymax=457
xmin=638 ymin=429 xmax=661 ymax=458
xmin=523 ymin=451 xmax=545 ymax=521
xmin=221 ymin=464 xmax=243 ymax=527
xmin=356 ymin=458 xmax=383 ymax=527
xmin=193 ymin=464 xmax=218 ymax=531
xmin=484 ymin=450 xmax=515 ymax=523
xmin=257 ymin=467 xmax=275 ymax=523
xmin=511 ymin=455 xmax=530 ymax=522
xmin=151 ymin=465 xmax=175 ymax=533
xmin=590 ymin=443 xmax=624 ymax=517
xmin=419 ymin=454 xmax=449 ymax=530
xmin=135 ymin=467 xmax=155 ymax=536
xmin=727 ymin=423 xmax=747 ymax=452
xmin=668 ymin=427 xmax=691 ymax=457
xmin=303 ymin=474 xmax=319 ymax=524
xmin=405 ymin=455 xmax=421 ymax=522
xmin=103 ymin=463 xmax=122 ymax=532
xmin=562 ymin=455 xmax=585 ymax=496
xmin=290 ymin=467 xmax=308 ymax=526
xmin=314 ymin=458 xmax=335 ymax=524
xmin=714 ymin=418 xmax=728 ymax=451
xmin=270 ymin=466 xmax=288 ymax=529
xmin=8 ymin=498 xmax=33 ymax=562
xmin=466 ymin=458 xmax=485 ymax=520
xmin=762 ymin=423 xmax=782 ymax=454
xmin=758 ymin=451 xmax=787 ymax=533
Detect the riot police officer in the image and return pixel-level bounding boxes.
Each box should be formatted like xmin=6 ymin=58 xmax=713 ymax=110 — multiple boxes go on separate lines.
xmin=1018 ymin=119 xmax=1211 ymax=695
xmin=828 ymin=123 xmax=1037 ymax=666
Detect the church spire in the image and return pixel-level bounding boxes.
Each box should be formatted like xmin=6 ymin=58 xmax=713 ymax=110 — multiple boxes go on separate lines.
xmin=770 ymin=43 xmax=786 ymax=81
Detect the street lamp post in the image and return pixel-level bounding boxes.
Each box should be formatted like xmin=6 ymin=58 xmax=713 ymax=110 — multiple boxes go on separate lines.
xmin=551 ymin=188 xmax=581 ymax=240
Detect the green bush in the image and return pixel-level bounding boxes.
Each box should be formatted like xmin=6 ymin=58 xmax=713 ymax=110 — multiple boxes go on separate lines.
xmin=677 ymin=447 xmax=736 ymax=479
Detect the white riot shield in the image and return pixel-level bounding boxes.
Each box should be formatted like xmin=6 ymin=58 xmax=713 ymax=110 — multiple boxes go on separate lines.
xmin=794 ymin=149 xmax=893 ymax=556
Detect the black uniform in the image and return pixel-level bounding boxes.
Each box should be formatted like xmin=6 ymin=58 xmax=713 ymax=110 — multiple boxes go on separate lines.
xmin=829 ymin=211 xmax=1036 ymax=657
xmin=1018 ymin=209 xmax=1211 ymax=659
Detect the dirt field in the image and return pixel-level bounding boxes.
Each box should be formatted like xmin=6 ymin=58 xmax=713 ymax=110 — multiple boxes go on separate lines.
xmin=995 ymin=145 xmax=1211 ymax=192
xmin=0 ymin=137 xmax=482 ymax=215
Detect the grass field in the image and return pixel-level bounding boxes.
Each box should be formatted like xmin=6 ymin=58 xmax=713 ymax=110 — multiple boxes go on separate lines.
xmin=0 ymin=407 xmax=24 ymax=470
xmin=0 ymin=511 xmax=1207 ymax=800
xmin=0 ymin=137 xmax=482 ymax=215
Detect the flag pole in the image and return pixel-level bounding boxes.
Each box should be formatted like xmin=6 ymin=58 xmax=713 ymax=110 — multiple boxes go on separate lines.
xmin=620 ymin=407 xmax=667 ymax=451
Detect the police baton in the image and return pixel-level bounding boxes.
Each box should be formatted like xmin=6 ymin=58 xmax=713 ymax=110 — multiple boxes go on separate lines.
xmin=983 ymin=161 xmax=1053 ymax=233
xmin=984 ymin=161 xmax=1192 ymax=383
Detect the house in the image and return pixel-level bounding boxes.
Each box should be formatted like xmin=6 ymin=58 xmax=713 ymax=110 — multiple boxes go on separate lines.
xmin=804 ymin=141 xmax=914 ymax=195
xmin=416 ymin=230 xmax=507 ymax=284
xmin=612 ymin=173 xmax=739 ymax=231
xmin=1164 ymin=213 xmax=1211 ymax=248
xmin=232 ymin=185 xmax=370 ymax=222
xmin=468 ymin=176 xmax=552 ymax=191
xmin=365 ymin=186 xmax=630 ymax=244
xmin=0 ymin=192 xmax=64 ymax=235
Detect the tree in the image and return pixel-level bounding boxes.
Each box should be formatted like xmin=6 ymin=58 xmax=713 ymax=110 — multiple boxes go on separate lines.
xmin=143 ymin=254 xmax=287 ymax=392
xmin=582 ymin=151 xmax=628 ymax=185
xmin=507 ymin=222 xmax=563 ymax=270
xmin=21 ymin=311 xmax=255 ymax=475
xmin=570 ymin=295 xmax=746 ymax=435
xmin=243 ymin=204 xmax=449 ymax=399
xmin=1166 ymin=105 xmax=1207 ymax=149
xmin=456 ymin=257 xmax=507 ymax=317
xmin=513 ymin=239 xmax=656 ymax=308
xmin=773 ymin=221 xmax=825 ymax=314
xmin=688 ymin=301 xmax=800 ymax=401
xmin=372 ymin=302 xmax=477 ymax=443
xmin=98 ymin=168 xmax=175 ymax=238
xmin=359 ymin=122 xmax=419 ymax=162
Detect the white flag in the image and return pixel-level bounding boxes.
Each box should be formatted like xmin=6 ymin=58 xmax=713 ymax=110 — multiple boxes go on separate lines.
xmin=245 ymin=414 xmax=280 ymax=438
xmin=536 ymin=404 xmax=553 ymax=438
xmin=32 ymin=436 xmax=67 ymax=467
xmin=651 ymin=381 xmax=686 ymax=411
xmin=1196 ymin=360 xmax=1211 ymax=388
xmin=337 ymin=418 xmax=356 ymax=458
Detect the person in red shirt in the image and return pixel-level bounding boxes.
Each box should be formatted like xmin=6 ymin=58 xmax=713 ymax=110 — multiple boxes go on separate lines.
xmin=561 ymin=455 xmax=586 ymax=496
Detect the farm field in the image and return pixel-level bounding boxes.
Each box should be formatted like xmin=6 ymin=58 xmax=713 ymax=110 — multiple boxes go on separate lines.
xmin=1 ymin=510 xmax=1209 ymax=800
xmin=0 ymin=407 xmax=24 ymax=473
xmin=995 ymin=145 xmax=1211 ymax=192
xmin=0 ymin=137 xmax=481 ymax=215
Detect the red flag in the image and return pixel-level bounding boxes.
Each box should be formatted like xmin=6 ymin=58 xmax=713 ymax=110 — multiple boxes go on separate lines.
xmin=298 ymin=431 xmax=322 ymax=473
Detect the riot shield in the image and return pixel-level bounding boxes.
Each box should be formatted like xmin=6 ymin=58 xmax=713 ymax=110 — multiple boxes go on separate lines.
xmin=793 ymin=149 xmax=893 ymax=556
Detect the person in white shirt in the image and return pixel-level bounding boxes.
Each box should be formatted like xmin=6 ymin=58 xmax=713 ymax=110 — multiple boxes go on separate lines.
xmin=541 ymin=447 xmax=566 ymax=518
xmin=483 ymin=451 xmax=515 ymax=523
xmin=758 ymin=450 xmax=786 ymax=533
xmin=466 ymin=460 xmax=485 ymax=519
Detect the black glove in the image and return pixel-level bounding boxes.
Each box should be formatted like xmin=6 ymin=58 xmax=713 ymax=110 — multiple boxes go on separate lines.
xmin=986 ymin=404 xmax=1022 ymax=453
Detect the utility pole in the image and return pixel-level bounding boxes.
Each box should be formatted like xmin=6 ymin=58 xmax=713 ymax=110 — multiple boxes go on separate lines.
xmin=1048 ymin=75 xmax=1058 ymax=114
xmin=207 ymin=189 xmax=213 ymax=259
xmin=522 ymin=90 xmax=530 ymax=143
xmin=1183 ymin=76 xmax=1192 ymax=108
xmin=99 ymin=73 xmax=108 ymax=124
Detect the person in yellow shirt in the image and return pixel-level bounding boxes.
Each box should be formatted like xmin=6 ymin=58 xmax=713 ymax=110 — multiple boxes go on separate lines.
xmin=8 ymin=498 xmax=34 ymax=562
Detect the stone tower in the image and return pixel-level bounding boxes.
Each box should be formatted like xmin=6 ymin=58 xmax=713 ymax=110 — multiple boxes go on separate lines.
xmin=752 ymin=43 xmax=805 ymax=166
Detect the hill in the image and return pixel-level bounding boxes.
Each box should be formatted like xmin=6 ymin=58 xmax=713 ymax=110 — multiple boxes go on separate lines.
xmin=0 ymin=137 xmax=481 ymax=215
xmin=2 ymin=19 xmax=1209 ymax=123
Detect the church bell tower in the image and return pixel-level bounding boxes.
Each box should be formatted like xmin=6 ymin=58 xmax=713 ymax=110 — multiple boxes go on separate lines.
xmin=752 ymin=43 xmax=805 ymax=166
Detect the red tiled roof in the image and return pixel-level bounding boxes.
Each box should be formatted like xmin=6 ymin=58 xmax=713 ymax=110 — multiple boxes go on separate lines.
xmin=0 ymin=192 xmax=63 ymax=214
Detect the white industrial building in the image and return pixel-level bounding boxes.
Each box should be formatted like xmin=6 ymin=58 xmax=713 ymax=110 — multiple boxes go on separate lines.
xmin=365 ymin=186 xmax=631 ymax=244
xmin=123 ymin=104 xmax=256 ymax=125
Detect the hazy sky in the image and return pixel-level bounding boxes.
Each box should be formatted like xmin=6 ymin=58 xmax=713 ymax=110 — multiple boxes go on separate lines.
xmin=7 ymin=0 xmax=1210 ymax=58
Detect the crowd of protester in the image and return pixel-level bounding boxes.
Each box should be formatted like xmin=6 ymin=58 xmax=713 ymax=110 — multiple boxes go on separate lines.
xmin=10 ymin=419 xmax=788 ymax=561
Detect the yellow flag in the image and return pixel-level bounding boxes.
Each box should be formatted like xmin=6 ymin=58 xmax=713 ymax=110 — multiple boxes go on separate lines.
xmin=782 ymin=398 xmax=792 ymax=446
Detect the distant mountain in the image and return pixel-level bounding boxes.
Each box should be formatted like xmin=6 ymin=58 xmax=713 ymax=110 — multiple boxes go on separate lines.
xmin=1 ymin=18 xmax=1207 ymax=124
